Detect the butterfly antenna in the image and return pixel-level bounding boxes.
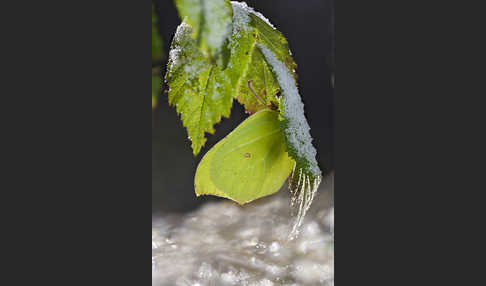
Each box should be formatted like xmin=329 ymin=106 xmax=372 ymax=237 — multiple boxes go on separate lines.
xmin=248 ymin=80 xmax=266 ymax=106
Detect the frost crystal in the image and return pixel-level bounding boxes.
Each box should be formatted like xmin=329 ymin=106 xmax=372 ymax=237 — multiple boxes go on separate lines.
xmin=288 ymin=164 xmax=322 ymax=238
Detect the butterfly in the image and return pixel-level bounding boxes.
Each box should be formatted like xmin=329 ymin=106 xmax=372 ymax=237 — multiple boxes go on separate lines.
xmin=194 ymin=81 xmax=293 ymax=204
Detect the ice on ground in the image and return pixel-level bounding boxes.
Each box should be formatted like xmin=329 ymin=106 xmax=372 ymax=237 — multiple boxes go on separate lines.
xmin=152 ymin=183 xmax=333 ymax=286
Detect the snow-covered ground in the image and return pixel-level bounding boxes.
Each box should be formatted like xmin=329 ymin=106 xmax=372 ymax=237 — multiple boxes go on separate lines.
xmin=152 ymin=184 xmax=333 ymax=286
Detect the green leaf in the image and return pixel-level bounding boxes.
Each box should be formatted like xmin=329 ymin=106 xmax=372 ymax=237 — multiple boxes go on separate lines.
xmin=174 ymin=0 xmax=233 ymax=63
xmin=235 ymin=44 xmax=280 ymax=114
xmin=166 ymin=22 xmax=234 ymax=155
xmin=165 ymin=2 xmax=299 ymax=154
xmin=152 ymin=6 xmax=164 ymax=61
xmin=248 ymin=13 xmax=297 ymax=80
xmin=228 ymin=2 xmax=294 ymax=114
xmin=195 ymin=109 xmax=294 ymax=204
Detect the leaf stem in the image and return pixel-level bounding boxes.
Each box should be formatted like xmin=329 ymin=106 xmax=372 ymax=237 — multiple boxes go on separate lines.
xmin=248 ymin=80 xmax=266 ymax=106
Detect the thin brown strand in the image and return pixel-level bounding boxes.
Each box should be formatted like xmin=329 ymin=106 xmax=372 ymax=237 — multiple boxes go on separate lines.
xmin=248 ymin=80 xmax=266 ymax=106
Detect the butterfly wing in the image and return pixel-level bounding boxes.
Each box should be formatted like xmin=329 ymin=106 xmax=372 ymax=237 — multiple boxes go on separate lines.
xmin=195 ymin=109 xmax=294 ymax=204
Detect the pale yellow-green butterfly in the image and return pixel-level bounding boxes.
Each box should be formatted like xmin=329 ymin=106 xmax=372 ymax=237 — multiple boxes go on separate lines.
xmin=195 ymin=81 xmax=294 ymax=204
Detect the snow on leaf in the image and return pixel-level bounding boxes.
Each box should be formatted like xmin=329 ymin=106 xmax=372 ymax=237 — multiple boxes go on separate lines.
xmin=257 ymin=44 xmax=320 ymax=178
xmin=166 ymin=22 xmax=233 ymax=155
xmin=257 ymin=43 xmax=322 ymax=237
xmin=175 ymin=0 xmax=233 ymax=64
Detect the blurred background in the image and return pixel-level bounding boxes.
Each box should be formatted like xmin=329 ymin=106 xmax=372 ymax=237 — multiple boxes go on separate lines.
xmin=152 ymin=0 xmax=334 ymax=214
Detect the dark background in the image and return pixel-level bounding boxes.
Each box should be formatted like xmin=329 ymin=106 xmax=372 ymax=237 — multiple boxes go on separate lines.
xmin=152 ymin=0 xmax=335 ymax=214
xmin=6 ymin=0 xmax=485 ymax=284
